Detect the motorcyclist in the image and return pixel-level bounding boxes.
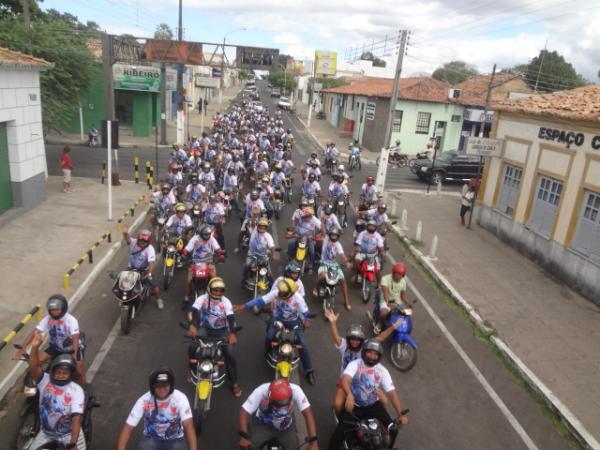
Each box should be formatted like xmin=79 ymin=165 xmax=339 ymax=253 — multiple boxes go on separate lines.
xmin=280 ymin=152 xmax=295 ymax=176
xmin=337 ymin=164 xmax=350 ymax=185
xmin=281 ymin=128 xmax=294 ymax=146
xmin=237 ymin=190 xmax=266 ymax=253
xmin=359 ymin=203 xmax=391 ymax=235
xmin=27 ymin=333 xmax=86 ymax=450
xmin=375 ymin=263 xmax=411 ymax=334
xmin=271 ymin=262 xmax=305 ymax=298
xmin=238 ymin=379 xmax=318 ymax=450
xmin=307 ymin=152 xmax=320 ymax=167
xmin=150 ymin=183 xmax=176 ymax=227
xmin=350 ymin=219 xmax=385 ymax=285
xmin=324 ymin=142 xmax=339 ymax=169
xmin=88 ymin=126 xmax=98 ymax=145
xmin=328 ymin=173 xmax=349 ymax=212
xmin=202 ymin=195 xmax=226 ymax=249
xmin=187 ymin=278 xmax=242 ymax=397
xmin=327 ymin=340 xmax=408 ymax=450
xmin=223 ymin=167 xmax=241 ymax=212
xmin=302 ymin=173 xmax=321 ymax=198
xmin=122 ymin=226 xmax=165 ymax=310
xmin=14 ymin=294 xmax=85 ymax=384
xmin=348 ymin=141 xmax=361 ymax=166
xmin=270 ymin=163 xmax=287 ymax=189
xmin=319 ymin=204 xmax=342 ymax=234
xmin=117 ymin=367 xmax=197 ymax=450
xmin=314 ymin=227 xmax=352 ymax=310
xmin=182 ymin=224 xmax=224 ymax=307
xmin=235 ymin=279 xmax=316 ymax=385
xmin=243 ymin=217 xmax=278 ymax=286
xmin=199 ymin=162 xmax=216 ymax=192
xmin=167 ymin=164 xmax=183 ymax=187
xmin=305 ymin=161 xmax=322 ymax=181
xmin=361 ymin=176 xmax=379 ymax=207
xmin=164 ymin=203 xmax=193 ymax=240
xmin=258 ymin=175 xmax=274 ymax=217
xmin=288 ymin=207 xmax=324 ymax=274
xmin=184 ymin=173 xmax=206 ymax=205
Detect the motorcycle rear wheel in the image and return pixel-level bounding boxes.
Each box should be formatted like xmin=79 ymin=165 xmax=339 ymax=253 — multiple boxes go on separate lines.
xmin=361 ymin=279 xmax=372 ymax=303
xmin=120 ymin=308 xmax=131 ymax=335
xmin=390 ymin=342 xmax=417 ymax=372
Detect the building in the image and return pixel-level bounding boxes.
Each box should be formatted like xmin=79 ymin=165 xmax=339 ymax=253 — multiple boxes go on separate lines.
xmin=321 ymin=77 xmax=465 ymax=153
xmin=479 ymin=85 xmax=600 ymax=304
xmin=335 ymin=59 xmax=395 ymax=79
xmin=0 ymin=47 xmax=52 ymax=222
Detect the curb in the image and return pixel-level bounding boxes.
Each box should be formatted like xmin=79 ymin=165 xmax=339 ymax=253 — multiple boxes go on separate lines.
xmin=392 ymin=224 xmax=600 ymax=450
xmin=0 ymin=210 xmax=149 ymax=403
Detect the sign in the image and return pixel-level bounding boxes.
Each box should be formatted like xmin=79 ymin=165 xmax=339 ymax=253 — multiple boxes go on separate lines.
xmin=366 ymin=102 xmax=376 ymax=120
xmin=166 ymin=68 xmax=177 ymax=90
xmin=312 ymin=82 xmax=323 ymax=93
xmin=195 ymin=75 xmax=219 ymax=88
xmin=143 ymin=39 xmax=203 ymax=65
xmin=113 ymin=64 xmax=160 ymax=92
xmin=236 ymin=46 xmax=279 ymax=70
xmin=466 ymin=137 xmax=504 ymax=157
xmin=212 ymin=68 xmax=222 ymax=78
xmin=315 ymin=50 xmax=337 ymax=76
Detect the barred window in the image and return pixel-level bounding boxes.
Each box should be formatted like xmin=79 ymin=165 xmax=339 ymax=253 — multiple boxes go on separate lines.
xmin=392 ymin=110 xmax=403 ymax=132
xmin=415 ymin=112 xmax=431 ymax=134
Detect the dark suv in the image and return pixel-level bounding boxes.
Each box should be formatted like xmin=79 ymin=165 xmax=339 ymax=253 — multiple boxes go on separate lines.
xmin=412 ymin=150 xmax=482 ymax=184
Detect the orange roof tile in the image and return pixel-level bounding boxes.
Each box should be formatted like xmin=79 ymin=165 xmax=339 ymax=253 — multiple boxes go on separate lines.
xmin=491 ymin=85 xmax=600 ymax=123
xmin=454 ymin=73 xmax=532 ymax=106
xmin=0 ymin=46 xmax=51 ymax=69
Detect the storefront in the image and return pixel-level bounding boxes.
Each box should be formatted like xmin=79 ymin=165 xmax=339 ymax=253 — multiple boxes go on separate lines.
xmin=478 ymin=85 xmax=600 ymax=304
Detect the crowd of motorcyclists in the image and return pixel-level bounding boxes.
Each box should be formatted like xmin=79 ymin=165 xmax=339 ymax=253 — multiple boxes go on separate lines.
xmin=13 ymin=94 xmax=415 ymax=450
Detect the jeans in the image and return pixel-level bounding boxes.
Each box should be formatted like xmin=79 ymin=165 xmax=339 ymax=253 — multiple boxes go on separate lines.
xmin=138 ymin=436 xmax=188 ymax=450
xmin=249 ymin=417 xmax=297 ymax=449
xmin=29 ymin=430 xmax=86 ymax=450
xmin=188 ymin=328 xmax=238 ymax=384
xmin=287 ymin=238 xmax=315 ymax=268
xmin=266 ymin=319 xmax=313 ymax=373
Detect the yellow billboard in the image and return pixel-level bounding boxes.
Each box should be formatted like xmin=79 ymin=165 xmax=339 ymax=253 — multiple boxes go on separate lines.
xmin=315 ymin=50 xmax=337 ymax=76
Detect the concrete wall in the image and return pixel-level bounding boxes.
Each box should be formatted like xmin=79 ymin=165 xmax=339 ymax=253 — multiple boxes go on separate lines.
xmin=361 ymin=97 xmax=389 ymax=153
xmin=66 ymin=65 xmax=105 ymax=134
xmin=0 ymin=67 xmax=48 ymax=219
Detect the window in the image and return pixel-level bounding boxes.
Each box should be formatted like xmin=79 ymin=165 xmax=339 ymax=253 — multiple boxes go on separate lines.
xmin=415 ymin=112 xmax=431 ymax=134
xmin=392 ymin=110 xmax=403 ymax=132
xmin=528 ymin=175 xmax=563 ymax=238
xmin=571 ymin=190 xmax=600 ymax=263
xmin=496 ymin=164 xmax=523 ymax=217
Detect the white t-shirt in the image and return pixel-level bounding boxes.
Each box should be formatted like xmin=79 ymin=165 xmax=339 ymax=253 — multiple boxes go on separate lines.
xmin=129 ymin=238 xmax=156 ymax=271
xmin=153 ymin=192 xmax=177 ymax=211
xmin=38 ymin=373 xmax=85 ymax=438
xmin=261 ymin=290 xmax=308 ymax=322
xmin=36 ymin=313 xmax=80 ymax=352
xmin=126 ymin=390 xmax=193 ymax=441
xmin=355 ymin=231 xmax=384 ymax=254
xmin=294 ymin=216 xmax=321 ymax=238
xmin=249 ymin=229 xmax=275 ymax=257
xmin=166 ymin=214 xmax=192 ymax=236
xmin=335 ymin=338 xmax=361 ymax=375
xmin=185 ymin=235 xmax=221 ymax=262
xmin=192 ymin=294 xmax=233 ymax=330
xmin=343 ymin=359 xmax=395 ymax=407
xmin=202 ymin=203 xmax=225 ymax=224
xmin=320 ymin=237 xmax=344 ymax=264
xmin=242 ymin=382 xmax=310 ymax=431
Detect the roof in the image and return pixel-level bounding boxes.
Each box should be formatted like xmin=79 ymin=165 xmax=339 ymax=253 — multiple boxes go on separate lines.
xmin=453 ymin=73 xmax=532 ymax=106
xmin=0 ymin=47 xmax=52 ymax=70
xmin=322 ymin=77 xmax=453 ymax=104
xmin=491 ymin=85 xmax=600 ymax=123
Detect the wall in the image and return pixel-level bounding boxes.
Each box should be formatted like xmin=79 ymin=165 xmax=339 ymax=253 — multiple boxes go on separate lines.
xmin=132 ymin=91 xmax=153 ymax=136
xmin=478 ymin=112 xmax=600 ymax=304
xmin=66 ymin=65 xmax=105 ymax=134
xmin=361 ymin=97 xmax=389 ymax=152
xmin=0 ymin=67 xmax=47 ymax=221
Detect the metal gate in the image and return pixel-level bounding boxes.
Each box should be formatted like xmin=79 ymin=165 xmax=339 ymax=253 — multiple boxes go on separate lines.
xmin=0 ymin=123 xmax=13 ymax=214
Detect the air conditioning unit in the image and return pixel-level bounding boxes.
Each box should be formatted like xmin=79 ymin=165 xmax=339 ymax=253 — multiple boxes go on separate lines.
xmin=448 ymin=88 xmax=462 ymax=99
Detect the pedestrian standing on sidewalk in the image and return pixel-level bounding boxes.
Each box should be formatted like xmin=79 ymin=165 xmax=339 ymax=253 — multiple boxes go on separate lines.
xmin=60 ymin=146 xmax=73 ymax=193
xmin=460 ymin=179 xmax=477 ymax=226
xmin=197 ymin=98 xmax=203 ymax=114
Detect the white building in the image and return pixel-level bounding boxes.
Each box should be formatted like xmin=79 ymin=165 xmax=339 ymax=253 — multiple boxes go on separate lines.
xmin=0 ymin=47 xmax=52 ymax=224
xmin=335 ymin=59 xmax=395 ymax=79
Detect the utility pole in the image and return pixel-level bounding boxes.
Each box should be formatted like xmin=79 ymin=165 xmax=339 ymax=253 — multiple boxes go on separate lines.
xmin=21 ymin=0 xmax=30 ymax=32
xmin=101 ymin=33 xmax=115 ymax=121
xmin=160 ymin=62 xmax=167 ymax=144
xmin=533 ymin=39 xmax=548 ymax=92
xmin=220 ymin=38 xmax=226 ymax=105
xmin=176 ymin=0 xmax=185 ymax=144
xmin=375 ymin=29 xmax=408 ymax=193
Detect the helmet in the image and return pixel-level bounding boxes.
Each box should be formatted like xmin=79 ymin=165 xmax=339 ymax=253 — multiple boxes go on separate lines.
xmin=233 ymin=155 xmax=240 ymax=162
xmin=49 ymin=354 xmax=77 ymax=386
xmin=337 ymin=164 xmax=345 ymax=172
xmin=250 ymin=189 xmax=259 ymax=200
xmin=310 ymin=152 xmax=317 ymax=159
xmin=148 ymin=366 xmax=175 ymax=396
xmin=346 ymin=324 xmax=366 ymax=350
xmin=200 ymin=224 xmax=213 ymax=240
xmin=323 ymin=205 xmax=332 ymax=215
xmin=366 ymin=220 xmax=377 ymax=233
xmin=301 ymin=207 xmax=314 ymax=218
xmin=361 ymin=339 xmax=384 ymax=367
xmin=378 ymin=203 xmax=387 ymax=211
xmin=202 ymin=162 xmax=211 ymax=172
xmin=268 ymin=379 xmax=293 ymax=407
xmin=257 ymin=217 xmax=269 ymax=229
xmin=161 ymin=183 xmax=171 ymax=194
xmin=191 ymin=174 xmax=199 ymax=183
xmin=284 ymin=262 xmax=302 ymax=279
xmin=207 ymin=277 xmax=225 ymax=299
xmin=47 ymin=294 xmax=68 ymax=319
xmin=367 ymin=176 xmax=375 ymax=184
xmin=299 ymin=197 xmax=309 ymax=208
xmin=274 ymin=163 xmax=282 ymax=171
xmin=392 ymin=262 xmax=407 ymax=277
xmin=137 ymin=229 xmax=152 ymax=244
xmin=175 ymin=203 xmax=186 ymax=213
xmin=286 ymin=128 xmax=291 ymax=134
xmin=328 ymin=227 xmax=341 ymax=241
xmin=276 ymin=278 xmax=297 ymax=300
xmin=261 ymin=176 xmax=270 ymax=183
xmin=208 ymin=194 xmax=217 ymax=203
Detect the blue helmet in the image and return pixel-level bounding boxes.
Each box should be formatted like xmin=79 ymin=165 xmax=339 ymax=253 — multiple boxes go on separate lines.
xmin=284 ymin=262 xmax=302 ymax=279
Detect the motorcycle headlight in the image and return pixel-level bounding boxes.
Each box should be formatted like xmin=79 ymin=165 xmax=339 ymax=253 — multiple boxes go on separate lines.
xmin=168 ymin=245 xmax=176 ymax=252
xmin=259 ymin=267 xmax=268 ymax=276
xmin=158 ymin=218 xmax=166 ymax=224
xmin=200 ymin=361 xmax=213 ymax=373
xmin=280 ymin=343 xmax=293 ymax=355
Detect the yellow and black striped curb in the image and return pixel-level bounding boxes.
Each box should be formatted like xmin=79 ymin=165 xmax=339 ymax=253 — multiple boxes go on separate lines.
xmin=116 ymin=196 xmax=146 ymax=232
xmin=63 ymin=231 xmax=112 ymax=291
xmin=0 ymin=305 xmax=42 ymax=352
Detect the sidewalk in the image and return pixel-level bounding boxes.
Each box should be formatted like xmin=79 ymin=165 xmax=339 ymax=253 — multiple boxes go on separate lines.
xmin=392 ymin=191 xmax=600 ymax=447
xmin=0 ymin=176 xmax=147 ymax=395
xmin=46 ymin=84 xmax=243 ymax=148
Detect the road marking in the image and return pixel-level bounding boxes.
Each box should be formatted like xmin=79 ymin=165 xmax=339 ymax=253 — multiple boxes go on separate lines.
xmin=385 ymin=252 xmax=539 ymax=449
xmin=86 ymin=317 xmax=121 ymax=382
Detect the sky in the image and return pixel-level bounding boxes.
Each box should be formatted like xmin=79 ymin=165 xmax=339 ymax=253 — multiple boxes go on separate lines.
xmin=42 ymin=0 xmax=600 ymax=84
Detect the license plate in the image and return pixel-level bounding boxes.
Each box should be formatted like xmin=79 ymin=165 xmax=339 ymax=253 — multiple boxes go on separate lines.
xmin=195 ymin=270 xmax=206 ymax=277
xmin=367 ymin=264 xmax=375 ymax=271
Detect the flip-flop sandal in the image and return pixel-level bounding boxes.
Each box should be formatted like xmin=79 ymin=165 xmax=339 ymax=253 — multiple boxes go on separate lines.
xmin=345 ymin=304 xmax=352 ymax=311
xmin=232 ymin=384 xmax=243 ymax=398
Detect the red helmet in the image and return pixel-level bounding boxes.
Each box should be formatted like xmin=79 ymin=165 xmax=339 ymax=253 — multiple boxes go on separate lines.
xmin=366 ymin=176 xmax=375 ymax=184
xmin=137 ymin=229 xmax=152 ymax=244
xmin=268 ymin=379 xmax=293 ymax=407
xmin=392 ymin=262 xmax=407 ymax=277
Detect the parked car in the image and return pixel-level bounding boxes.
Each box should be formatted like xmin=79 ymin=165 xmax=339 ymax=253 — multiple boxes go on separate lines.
xmin=277 ymin=97 xmax=292 ymax=111
xmin=252 ymin=101 xmax=264 ymax=113
xmin=412 ymin=150 xmax=482 ymax=184
xmin=271 ymin=88 xmax=281 ymax=98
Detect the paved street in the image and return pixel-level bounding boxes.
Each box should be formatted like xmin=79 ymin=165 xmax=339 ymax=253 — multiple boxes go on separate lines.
xmin=0 ymin=79 xmax=575 ymax=449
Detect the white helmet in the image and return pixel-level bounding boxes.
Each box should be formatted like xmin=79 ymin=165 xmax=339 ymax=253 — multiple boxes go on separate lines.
xmin=337 ymin=164 xmax=345 ymax=172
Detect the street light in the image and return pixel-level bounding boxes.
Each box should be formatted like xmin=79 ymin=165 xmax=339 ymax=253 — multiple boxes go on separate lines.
xmin=220 ymin=28 xmax=246 ymax=104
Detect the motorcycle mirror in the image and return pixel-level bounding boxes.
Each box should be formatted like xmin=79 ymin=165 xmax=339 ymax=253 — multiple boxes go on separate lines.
xmin=391 ymin=221 xmax=398 ymax=225
xmin=108 ymin=271 xmax=117 ymax=280
xmin=13 ymin=343 xmax=22 ymax=350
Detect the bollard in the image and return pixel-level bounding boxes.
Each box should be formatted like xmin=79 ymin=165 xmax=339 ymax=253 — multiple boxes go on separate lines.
xmin=146 ymin=161 xmax=151 ymax=188
xmin=149 ymin=165 xmax=154 ymax=187
xmin=88 ymin=249 xmax=93 ymax=264
xmin=436 ymin=181 xmax=442 ymax=196
xmin=416 ymin=220 xmax=423 ymax=241
xmin=391 ymin=199 xmax=398 ymax=217
xmin=64 ymin=273 xmax=70 ymax=291
xmin=429 ymin=234 xmax=439 ymax=260
xmin=400 ymin=209 xmax=408 ymax=230
xmin=101 ymin=161 xmax=106 ymax=184
xmin=134 ymin=157 xmax=140 ymax=184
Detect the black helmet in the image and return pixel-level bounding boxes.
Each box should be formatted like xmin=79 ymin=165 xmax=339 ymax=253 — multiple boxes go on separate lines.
xmin=148 ymin=366 xmax=175 ymax=396
xmin=161 ymin=183 xmax=171 ymax=194
xmin=310 ymin=152 xmax=317 ymax=159
xmin=49 ymin=354 xmax=77 ymax=386
xmin=361 ymin=339 xmax=383 ymax=367
xmin=47 ymin=294 xmax=68 ymax=319
xmin=191 ymin=174 xmax=199 ymax=183
xmin=346 ymin=324 xmax=366 ymax=350
xmin=208 ymin=194 xmax=217 ymax=203
xmin=200 ymin=224 xmax=213 ymax=240
xmin=323 ymin=205 xmax=332 ymax=215
xmin=308 ymin=173 xmax=316 ymax=182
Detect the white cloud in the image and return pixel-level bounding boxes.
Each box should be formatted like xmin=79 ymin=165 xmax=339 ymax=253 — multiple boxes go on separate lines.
xmin=273 ymin=33 xmax=301 ymax=46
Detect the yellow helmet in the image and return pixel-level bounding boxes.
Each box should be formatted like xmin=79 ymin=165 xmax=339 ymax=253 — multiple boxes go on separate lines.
xmin=175 ymin=203 xmax=186 ymax=213
xmin=207 ymin=277 xmax=225 ymax=298
xmin=276 ymin=278 xmax=297 ymax=300
xmin=257 ymin=217 xmax=269 ymax=228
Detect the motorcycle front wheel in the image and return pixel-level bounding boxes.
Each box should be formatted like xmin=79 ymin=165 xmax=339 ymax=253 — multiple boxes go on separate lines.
xmin=163 ymin=264 xmax=174 ymax=291
xmin=194 ymin=403 xmax=208 ymax=434
xmin=16 ymin=412 xmax=37 ymax=450
xmin=390 ymin=342 xmax=417 ymax=372
xmin=120 ymin=308 xmax=131 ymax=335
xmin=361 ymin=279 xmax=372 ymax=303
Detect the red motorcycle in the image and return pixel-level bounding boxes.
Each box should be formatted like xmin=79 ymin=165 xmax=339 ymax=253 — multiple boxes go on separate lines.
xmin=357 ymin=252 xmax=380 ymax=303
xmin=190 ymin=262 xmax=211 ymax=297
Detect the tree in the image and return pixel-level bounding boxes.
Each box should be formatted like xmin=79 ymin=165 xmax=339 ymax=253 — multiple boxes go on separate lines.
xmin=360 ymin=51 xmax=386 ymax=68
xmin=268 ymin=69 xmax=297 ymax=92
xmin=309 ymin=77 xmax=347 ymax=89
xmin=432 ymin=60 xmax=478 ymax=84
xmin=238 ymin=69 xmax=249 ymax=80
xmin=523 ymin=50 xmax=586 ymax=92
xmin=0 ymin=0 xmax=43 ymax=20
xmin=154 ymin=23 xmax=173 ymax=40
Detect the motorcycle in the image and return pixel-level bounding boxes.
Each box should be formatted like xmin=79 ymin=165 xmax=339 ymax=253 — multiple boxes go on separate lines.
xmin=88 ymin=132 xmax=99 ymax=148
xmin=357 ymin=252 xmax=380 ymax=303
xmin=286 ymin=231 xmax=314 ymax=275
xmin=409 ymin=151 xmax=431 ymax=172
xmin=272 ymin=186 xmax=285 ymax=219
xmin=110 ymin=270 xmax=149 ymax=334
xmin=222 ymin=190 xmax=234 ymax=218
xmin=191 ymin=204 xmax=203 ymax=233
xmin=348 ymin=152 xmax=362 ymax=172
xmin=250 ymin=436 xmax=318 ymax=450
xmin=284 ymin=175 xmax=293 ymax=204
xmin=339 ymin=410 xmax=409 ymax=450
xmin=316 ymin=263 xmax=343 ymax=318
xmin=244 ymin=255 xmax=273 ymax=314
xmin=162 ymin=233 xmax=185 ymax=290
xmin=266 ymin=321 xmax=301 ymax=379
xmin=331 ymin=194 xmax=349 ymax=228
xmin=377 ymin=151 xmax=408 ymax=168
xmin=153 ymin=208 xmax=169 ymax=249
xmin=190 ymin=261 xmax=212 ymax=298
